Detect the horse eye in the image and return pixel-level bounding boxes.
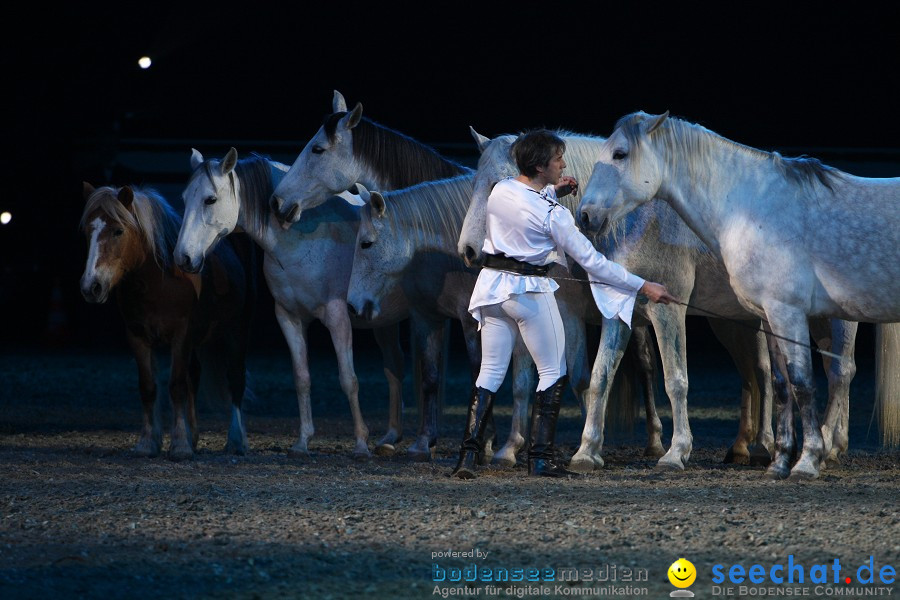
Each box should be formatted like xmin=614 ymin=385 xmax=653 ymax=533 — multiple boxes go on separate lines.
xmin=205 ymin=196 xmax=217 ymax=206
xmin=311 ymin=146 xmax=325 ymax=155
xmin=361 ymin=241 xmax=373 ymax=249
xmin=613 ymin=150 xmax=628 ymax=161
xmin=113 ymin=228 xmax=124 ymax=237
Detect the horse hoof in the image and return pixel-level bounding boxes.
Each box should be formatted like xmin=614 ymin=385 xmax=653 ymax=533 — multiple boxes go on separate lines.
xmin=749 ymin=447 xmax=773 ymax=467
xmin=168 ymin=449 xmax=194 ymax=462
xmin=493 ymin=456 xmax=516 ymax=469
xmin=643 ymin=444 xmax=665 ymax=458
xmin=407 ymin=448 xmax=434 ymax=462
xmin=765 ymin=465 xmax=790 ymax=480
xmin=287 ymin=447 xmax=311 ymax=458
xmin=655 ymin=457 xmax=685 ymax=471
xmin=352 ymin=449 xmax=372 ymax=461
xmin=224 ymin=442 xmax=248 ymax=456
xmin=374 ymin=444 xmax=396 ymax=457
xmin=788 ymin=466 xmax=819 ymax=481
xmin=568 ymin=456 xmax=599 ymax=473
xmin=132 ymin=443 xmax=160 ymax=458
xmin=723 ymin=448 xmax=750 ymax=466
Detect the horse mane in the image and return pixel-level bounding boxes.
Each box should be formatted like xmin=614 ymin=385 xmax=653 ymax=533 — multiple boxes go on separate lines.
xmin=616 ymin=112 xmax=843 ymax=193
xmin=188 ymin=153 xmax=274 ymax=237
xmin=80 ymin=185 xmax=181 ymax=270
xmin=233 ymin=153 xmax=275 ymax=236
xmin=379 ymin=173 xmax=475 ymax=247
xmin=323 ymin=112 xmax=472 ymax=188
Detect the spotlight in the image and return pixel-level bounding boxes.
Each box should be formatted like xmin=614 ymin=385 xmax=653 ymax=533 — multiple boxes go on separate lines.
xmin=0 ymin=212 xmax=10 ymax=225
xmin=138 ymin=56 xmax=152 ymax=69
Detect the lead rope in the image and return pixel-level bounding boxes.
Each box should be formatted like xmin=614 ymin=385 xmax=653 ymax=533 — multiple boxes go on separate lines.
xmin=487 ymin=267 xmax=841 ymax=360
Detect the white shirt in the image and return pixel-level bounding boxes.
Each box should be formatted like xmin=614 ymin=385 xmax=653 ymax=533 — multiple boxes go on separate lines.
xmin=468 ymin=178 xmax=645 ymax=328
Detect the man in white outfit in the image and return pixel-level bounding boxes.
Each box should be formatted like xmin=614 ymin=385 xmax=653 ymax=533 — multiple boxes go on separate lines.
xmin=453 ymin=130 xmax=675 ymax=478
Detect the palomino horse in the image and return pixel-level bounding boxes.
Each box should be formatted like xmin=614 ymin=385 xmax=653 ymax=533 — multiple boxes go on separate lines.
xmin=579 ymin=111 xmax=899 ymax=479
xmin=79 ymin=184 xmax=255 ymax=460
xmin=346 ymin=176 xmax=604 ymax=467
xmin=458 ymin=130 xmax=834 ymax=471
xmin=174 ymin=149 xmax=465 ymax=460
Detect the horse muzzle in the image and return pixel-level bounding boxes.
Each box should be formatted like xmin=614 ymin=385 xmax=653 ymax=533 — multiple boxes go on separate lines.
xmin=347 ymin=298 xmax=378 ymax=321
xmin=270 ymin=194 xmax=301 ymax=229
xmin=177 ymin=253 xmax=204 ymax=274
xmin=461 ymin=244 xmax=484 ymax=268
xmin=80 ymin=279 xmax=108 ymax=304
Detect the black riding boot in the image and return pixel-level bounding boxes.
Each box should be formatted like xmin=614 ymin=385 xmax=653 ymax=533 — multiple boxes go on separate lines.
xmin=452 ymin=386 xmax=496 ymax=479
xmin=528 ymin=375 xmax=580 ymax=477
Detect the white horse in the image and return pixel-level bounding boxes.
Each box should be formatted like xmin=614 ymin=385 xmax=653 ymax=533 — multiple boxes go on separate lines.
xmin=579 ymin=111 xmax=900 ymax=479
xmin=459 ymin=129 xmax=856 ymax=471
xmin=271 ymin=91 xmax=467 ymax=224
xmin=265 ymin=92 xmax=578 ymax=465
xmin=173 ymin=150 xmax=416 ymax=458
xmin=345 ymin=175 xmax=607 ymax=466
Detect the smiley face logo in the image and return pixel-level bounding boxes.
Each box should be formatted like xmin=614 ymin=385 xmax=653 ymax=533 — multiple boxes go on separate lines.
xmin=668 ymin=558 xmax=696 ymax=588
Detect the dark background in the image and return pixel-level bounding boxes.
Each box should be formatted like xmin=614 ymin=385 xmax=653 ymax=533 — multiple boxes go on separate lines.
xmin=2 ymin=3 xmax=898 ymax=357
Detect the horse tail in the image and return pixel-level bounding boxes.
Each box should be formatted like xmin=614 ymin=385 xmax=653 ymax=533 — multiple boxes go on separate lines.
xmin=606 ymin=330 xmax=658 ymax=435
xmin=605 ymin=349 xmax=639 ymax=434
xmin=876 ymin=323 xmax=900 ymax=447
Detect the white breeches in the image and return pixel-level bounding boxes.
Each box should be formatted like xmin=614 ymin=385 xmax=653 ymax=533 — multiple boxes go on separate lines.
xmin=475 ymin=291 xmax=566 ymax=393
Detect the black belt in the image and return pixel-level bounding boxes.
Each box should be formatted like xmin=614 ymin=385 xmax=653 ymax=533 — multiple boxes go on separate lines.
xmin=483 ymin=253 xmax=550 ymax=276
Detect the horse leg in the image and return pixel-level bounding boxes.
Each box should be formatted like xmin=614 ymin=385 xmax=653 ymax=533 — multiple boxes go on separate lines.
xmin=708 ymin=319 xmax=774 ymax=465
xmin=168 ymin=335 xmax=197 ymax=461
xmin=765 ymin=306 xmax=822 ymax=480
xmin=224 ymin=333 xmax=250 ymax=456
xmin=810 ymin=318 xmax=857 ymax=467
xmin=631 ymin=324 xmax=664 ymax=458
xmin=648 ymin=303 xmax=692 ymax=470
xmin=372 ymin=325 xmax=405 ymax=456
xmin=569 ymin=317 xmax=632 ymax=473
xmin=324 ymin=301 xmax=370 ymax=459
xmin=126 ymin=333 xmax=162 ymax=457
xmin=764 ymin=328 xmax=795 ymax=479
xmin=407 ymin=316 xmax=445 ymax=462
xmin=273 ymin=304 xmax=314 ymax=456
xmin=495 ymin=335 xmax=535 ymax=468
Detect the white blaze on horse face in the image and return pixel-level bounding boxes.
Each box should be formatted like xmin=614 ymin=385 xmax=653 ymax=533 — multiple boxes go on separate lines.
xmin=458 ymin=135 xmax=518 ymax=263
xmin=176 ymin=162 xmax=240 ymax=267
xmin=81 ymin=217 xmax=109 ymax=294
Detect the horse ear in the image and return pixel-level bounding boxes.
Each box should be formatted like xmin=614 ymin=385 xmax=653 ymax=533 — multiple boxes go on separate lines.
xmin=469 ymin=126 xmax=491 ymax=155
xmin=333 ymin=90 xmax=347 ymax=113
xmin=83 ymin=181 xmax=95 ymax=201
xmin=190 ymin=148 xmax=204 ymax=170
xmin=370 ymin=190 xmax=386 ymax=219
xmin=117 ymin=186 xmax=134 ymax=209
xmin=353 ymin=183 xmax=371 ymax=203
xmin=340 ymin=103 xmax=363 ymax=130
xmin=646 ymin=111 xmax=670 ymax=134
xmin=221 ymin=147 xmax=238 ymax=175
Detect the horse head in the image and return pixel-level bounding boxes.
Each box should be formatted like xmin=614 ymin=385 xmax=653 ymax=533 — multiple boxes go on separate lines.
xmin=457 ymin=130 xmax=518 ymax=267
xmin=347 ymin=183 xmax=392 ymax=321
xmin=579 ymin=111 xmax=669 ymax=235
xmin=79 ymin=184 xmax=146 ymax=303
xmin=271 ymin=90 xmax=364 ymax=228
xmin=175 ymin=148 xmax=240 ymax=273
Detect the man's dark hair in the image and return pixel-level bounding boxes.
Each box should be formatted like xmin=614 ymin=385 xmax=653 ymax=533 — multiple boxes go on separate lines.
xmin=510 ymin=130 xmax=566 ymax=177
